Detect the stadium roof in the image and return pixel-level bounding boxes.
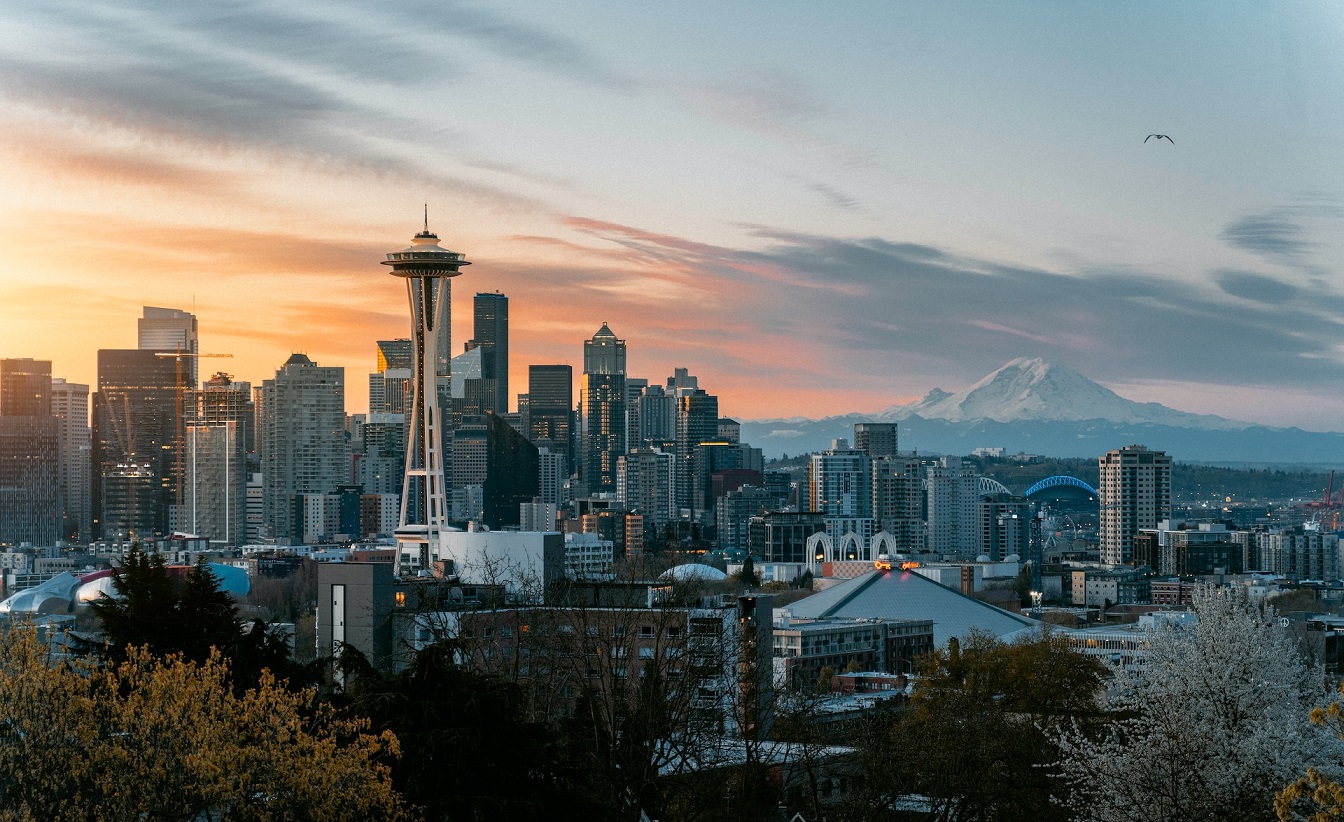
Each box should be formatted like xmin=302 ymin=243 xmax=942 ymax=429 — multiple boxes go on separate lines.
xmin=781 ymin=567 xmax=1040 ymax=647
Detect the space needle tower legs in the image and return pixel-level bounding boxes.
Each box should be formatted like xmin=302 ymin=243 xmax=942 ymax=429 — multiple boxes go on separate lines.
xmin=382 ymin=216 xmax=470 ymax=576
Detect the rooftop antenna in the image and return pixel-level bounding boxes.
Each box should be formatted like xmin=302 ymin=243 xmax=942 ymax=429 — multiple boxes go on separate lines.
xmin=424 ymin=203 xmax=429 ymax=234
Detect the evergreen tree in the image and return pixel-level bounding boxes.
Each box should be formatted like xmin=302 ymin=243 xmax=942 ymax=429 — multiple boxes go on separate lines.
xmin=739 ymin=555 xmax=760 ymax=588
xmin=88 ymin=548 xmax=310 ymax=692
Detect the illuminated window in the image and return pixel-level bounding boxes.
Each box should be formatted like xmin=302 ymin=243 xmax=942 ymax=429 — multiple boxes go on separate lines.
xmin=394 ymin=591 xmax=406 ymax=607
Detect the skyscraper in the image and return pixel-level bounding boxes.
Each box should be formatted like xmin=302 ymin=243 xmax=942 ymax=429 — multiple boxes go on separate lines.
xmin=51 ymin=377 xmax=91 ymax=542
xmin=529 ymin=364 xmax=573 ymax=466
xmin=580 ymin=324 xmax=627 ymax=496
xmin=370 ymin=339 xmax=412 ymax=414
xmin=1099 ymin=444 xmax=1172 ymax=567
xmin=181 ymin=373 xmax=251 ymax=546
xmin=473 ymin=292 xmax=509 ymax=414
xmin=382 ymin=224 xmax=470 ymax=573
xmin=92 ymin=350 xmax=184 ymax=541
xmin=0 ymin=359 xmax=58 ymax=545
xmin=671 ymin=373 xmax=717 ymax=514
xmin=809 ymin=439 xmax=873 ymax=551
xmin=926 ymin=456 xmax=980 ymax=559
xmin=872 ymin=455 xmax=925 ymax=554
xmin=257 ymin=354 xmax=345 ymax=542
xmin=617 ymin=447 xmax=675 ymax=526
xmin=638 ymin=384 xmax=675 ymax=446
xmin=138 ymin=306 xmax=198 ymax=384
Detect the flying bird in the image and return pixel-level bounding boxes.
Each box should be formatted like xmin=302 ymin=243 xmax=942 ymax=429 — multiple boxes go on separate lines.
xmin=1145 ymin=134 xmax=1174 ymax=144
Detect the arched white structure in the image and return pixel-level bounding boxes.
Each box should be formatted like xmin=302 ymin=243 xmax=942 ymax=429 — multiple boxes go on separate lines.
xmin=839 ymin=532 xmax=865 ymax=562
xmin=807 ymin=533 xmax=833 ymax=570
xmin=978 ymin=477 xmax=1011 ymax=497
xmin=872 ymin=531 xmax=900 ymax=558
xmin=808 ymin=529 xmax=908 ymax=568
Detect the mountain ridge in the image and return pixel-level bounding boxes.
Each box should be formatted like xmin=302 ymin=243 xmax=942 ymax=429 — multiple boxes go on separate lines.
xmin=740 ymin=358 xmax=1344 ymax=462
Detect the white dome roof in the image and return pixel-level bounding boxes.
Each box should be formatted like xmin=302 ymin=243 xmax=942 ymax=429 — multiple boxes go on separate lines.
xmin=659 ymin=564 xmax=727 ymax=582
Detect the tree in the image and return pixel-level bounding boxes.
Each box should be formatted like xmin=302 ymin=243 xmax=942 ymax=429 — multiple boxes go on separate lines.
xmin=336 ymin=640 xmax=581 ymax=822
xmin=846 ymin=631 xmax=1106 ymax=822
xmin=1055 ymin=585 xmax=1338 ymax=822
xmin=0 ymin=625 xmax=403 ymax=820
xmin=738 ymin=555 xmax=760 ymax=588
xmin=1277 ymin=685 xmax=1344 ymax=820
xmin=87 ymin=549 xmax=308 ymax=692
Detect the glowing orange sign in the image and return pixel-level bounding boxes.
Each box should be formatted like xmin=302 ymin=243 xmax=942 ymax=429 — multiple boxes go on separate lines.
xmin=899 ymin=561 xmax=921 ymax=571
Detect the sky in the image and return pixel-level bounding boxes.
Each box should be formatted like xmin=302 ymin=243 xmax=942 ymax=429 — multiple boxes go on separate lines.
xmin=2 ymin=2 xmax=1342 ymax=430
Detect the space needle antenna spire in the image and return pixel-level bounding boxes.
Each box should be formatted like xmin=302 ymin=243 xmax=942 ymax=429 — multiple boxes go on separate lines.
xmin=382 ymin=215 xmax=471 ymax=575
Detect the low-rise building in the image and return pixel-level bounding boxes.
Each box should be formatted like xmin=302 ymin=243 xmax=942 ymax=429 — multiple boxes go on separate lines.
xmin=772 ymin=615 xmax=933 ymax=690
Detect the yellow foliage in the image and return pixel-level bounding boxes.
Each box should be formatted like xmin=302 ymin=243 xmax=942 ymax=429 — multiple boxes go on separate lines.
xmin=0 ymin=626 xmax=404 ymax=820
xmin=1278 ymin=685 xmax=1344 ymax=822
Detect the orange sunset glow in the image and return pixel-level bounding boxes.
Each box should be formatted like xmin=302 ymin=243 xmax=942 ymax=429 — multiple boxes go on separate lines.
xmin=1 ymin=3 xmax=1342 ymax=431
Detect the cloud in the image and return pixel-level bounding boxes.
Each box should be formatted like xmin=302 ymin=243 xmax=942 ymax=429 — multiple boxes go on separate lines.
xmin=1213 ymin=270 xmax=1300 ymax=304
xmin=511 ymin=219 xmax=1344 ymax=400
xmin=799 ymin=178 xmax=861 ymax=210
xmin=1221 ymin=212 xmax=1312 ymax=261
xmin=394 ymin=1 xmax=634 ymax=89
xmin=683 ymin=69 xmax=826 ymax=135
xmin=0 ymin=4 xmax=564 ymax=217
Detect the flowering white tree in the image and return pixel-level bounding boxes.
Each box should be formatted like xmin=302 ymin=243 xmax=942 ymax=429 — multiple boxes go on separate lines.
xmin=1054 ymin=585 xmax=1340 ymax=822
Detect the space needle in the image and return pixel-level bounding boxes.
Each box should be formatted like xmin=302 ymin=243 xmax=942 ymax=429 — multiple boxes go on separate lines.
xmin=383 ymin=213 xmax=470 ymax=575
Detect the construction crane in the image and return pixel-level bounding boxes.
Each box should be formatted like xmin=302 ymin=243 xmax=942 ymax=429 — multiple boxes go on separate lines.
xmin=154 ymin=350 xmax=233 ymax=511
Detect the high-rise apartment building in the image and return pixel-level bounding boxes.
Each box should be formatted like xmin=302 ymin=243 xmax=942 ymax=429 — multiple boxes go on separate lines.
xmin=180 ymin=373 xmax=251 ymax=546
xmin=872 ymin=455 xmax=925 ymax=554
xmin=808 ymin=440 xmax=871 ymax=517
xmin=472 ymin=292 xmax=509 ymax=414
xmin=808 ymin=439 xmax=873 ymax=549
xmin=1099 ymin=444 xmax=1172 ymax=567
xmin=92 ymin=350 xmax=184 ymax=541
xmin=50 ymin=378 xmax=91 ymax=542
xmin=0 ymin=359 xmax=58 ymax=546
xmin=355 ymin=412 xmax=407 ymax=496
xmin=580 ymin=324 xmax=626 ymax=496
xmin=257 ymin=354 xmax=345 ymax=542
xmin=979 ymin=495 xmax=1033 ymax=562
xmin=537 ymin=447 xmax=568 ymax=507
xmin=528 ymin=365 xmax=573 ymax=468
xmin=616 ymin=447 xmax=675 ymax=526
xmin=853 ymin=422 xmax=898 ymax=458
xmin=926 ymin=456 xmax=980 ymax=559
xmin=138 ymin=306 xmax=198 ymax=384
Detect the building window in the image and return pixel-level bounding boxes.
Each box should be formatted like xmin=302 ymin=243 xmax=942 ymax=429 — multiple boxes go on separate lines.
xmin=394 ymin=591 xmax=405 ymax=608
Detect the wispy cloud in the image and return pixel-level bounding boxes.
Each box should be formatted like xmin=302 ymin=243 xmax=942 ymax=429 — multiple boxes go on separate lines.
xmin=1213 ymin=270 xmax=1300 ymax=304
xmin=1221 ymin=212 xmax=1312 ymax=261
xmin=512 ymin=220 xmax=1344 ymax=399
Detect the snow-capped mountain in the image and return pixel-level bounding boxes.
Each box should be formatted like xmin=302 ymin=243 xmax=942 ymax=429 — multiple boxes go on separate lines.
xmin=878 ymin=357 xmax=1247 ymax=430
xmin=739 ymin=358 xmax=1344 ymax=462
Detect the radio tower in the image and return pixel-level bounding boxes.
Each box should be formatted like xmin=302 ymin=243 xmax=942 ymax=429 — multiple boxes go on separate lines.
xmin=383 ymin=210 xmax=470 ymax=575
